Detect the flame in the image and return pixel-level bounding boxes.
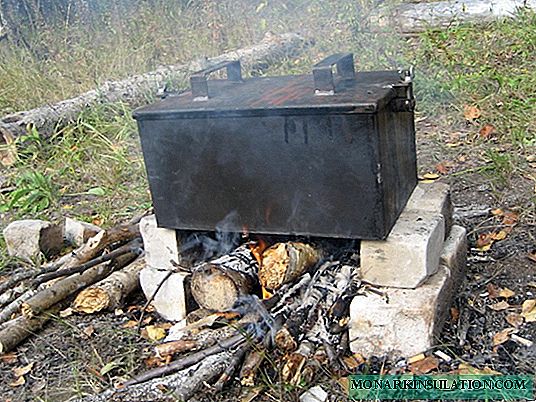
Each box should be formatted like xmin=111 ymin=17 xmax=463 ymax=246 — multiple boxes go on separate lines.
xmin=249 ymin=238 xmax=268 ymax=266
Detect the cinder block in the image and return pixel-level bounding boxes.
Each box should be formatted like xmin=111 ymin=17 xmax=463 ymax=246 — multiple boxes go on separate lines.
xmin=3 ymin=220 xmax=64 ymax=262
xmin=350 ymin=224 xmax=467 ymax=357
xmin=140 ymin=215 xmax=180 ymax=270
xmin=64 ymin=217 xmax=101 ymax=247
xmin=405 ymin=182 xmax=452 ymax=236
xmin=140 ymin=266 xmax=189 ymax=321
xmin=360 ymin=211 xmax=445 ymax=288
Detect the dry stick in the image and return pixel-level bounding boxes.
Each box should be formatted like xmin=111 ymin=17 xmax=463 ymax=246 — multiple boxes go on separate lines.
xmin=0 ymin=288 xmax=37 ymax=325
xmin=136 ymin=270 xmax=173 ymax=333
xmin=0 ymin=269 xmax=40 ymax=295
xmin=213 ymin=343 xmax=251 ymax=391
xmin=33 ymin=239 xmax=143 ymax=286
xmin=124 ymin=328 xmax=254 ymax=387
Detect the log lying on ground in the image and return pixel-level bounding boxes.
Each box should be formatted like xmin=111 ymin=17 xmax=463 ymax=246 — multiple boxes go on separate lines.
xmin=0 ymin=304 xmax=63 ymax=354
xmin=191 ymin=244 xmax=259 ymax=311
xmin=72 ymin=256 xmax=145 ymax=314
xmin=258 ymin=242 xmax=320 ymax=291
xmin=370 ymin=0 xmax=536 ymax=34
xmin=0 ymin=32 xmax=308 ymax=142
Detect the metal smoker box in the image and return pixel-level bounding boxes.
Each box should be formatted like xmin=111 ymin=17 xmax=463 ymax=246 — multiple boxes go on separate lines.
xmin=133 ymin=53 xmax=417 ymax=239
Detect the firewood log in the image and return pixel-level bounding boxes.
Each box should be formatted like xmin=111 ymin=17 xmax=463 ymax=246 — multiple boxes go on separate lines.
xmin=190 ymin=245 xmax=259 ymax=312
xmin=258 ymin=242 xmax=320 ymax=291
xmin=281 ymin=340 xmax=315 ymax=385
xmin=72 ymin=256 xmax=145 ymax=314
xmin=239 ymin=348 xmax=266 ymax=386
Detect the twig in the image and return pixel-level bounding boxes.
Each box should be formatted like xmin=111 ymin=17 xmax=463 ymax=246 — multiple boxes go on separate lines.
xmin=213 ymin=343 xmax=250 ymax=391
xmin=33 ymin=239 xmax=143 ymax=287
xmin=136 ymin=270 xmax=173 ymax=333
xmin=123 ymin=327 xmax=254 ymax=387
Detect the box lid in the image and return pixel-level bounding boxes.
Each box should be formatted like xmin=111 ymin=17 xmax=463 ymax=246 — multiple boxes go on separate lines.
xmin=133 ymin=54 xmax=410 ymax=120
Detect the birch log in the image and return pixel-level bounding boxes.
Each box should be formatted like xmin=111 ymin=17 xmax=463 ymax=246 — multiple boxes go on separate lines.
xmin=0 ymin=32 xmax=308 ymax=141
xmin=370 ymin=0 xmax=536 ymax=34
xmin=190 ymin=245 xmax=259 ymax=312
xmin=72 ymin=256 xmax=145 ymax=314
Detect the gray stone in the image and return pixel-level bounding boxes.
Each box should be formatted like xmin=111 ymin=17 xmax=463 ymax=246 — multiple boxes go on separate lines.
xmin=3 ymin=220 xmax=64 ymax=262
xmin=405 ymin=182 xmax=452 ymax=236
xmin=349 ymin=224 xmax=467 ymax=357
xmin=360 ymin=211 xmax=445 ymax=288
xmin=139 ymin=266 xmax=189 ymax=322
xmin=140 ymin=215 xmax=180 ymax=270
xmin=64 ymin=217 xmax=101 ymax=247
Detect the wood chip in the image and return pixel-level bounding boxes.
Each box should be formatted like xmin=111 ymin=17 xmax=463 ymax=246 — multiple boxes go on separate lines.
xmin=410 ymin=356 xmax=439 ymax=374
xmin=343 ymin=354 xmax=365 ymax=370
xmin=433 ymin=350 xmax=452 ymax=363
xmin=407 ymin=353 xmax=425 ymax=364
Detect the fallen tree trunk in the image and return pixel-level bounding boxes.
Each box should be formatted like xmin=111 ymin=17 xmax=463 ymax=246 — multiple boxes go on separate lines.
xmin=370 ymin=0 xmax=536 ymax=34
xmin=0 ymin=32 xmax=307 ymax=143
xmin=259 ymin=242 xmax=320 ymax=291
xmin=72 ymin=255 xmax=145 ymax=314
xmin=191 ymin=245 xmax=259 ymax=312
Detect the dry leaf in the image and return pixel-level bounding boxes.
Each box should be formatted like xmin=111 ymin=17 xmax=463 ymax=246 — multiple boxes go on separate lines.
xmin=450 ymin=307 xmax=460 ymax=322
xmin=343 ymin=353 xmax=365 ymax=370
xmin=487 ymin=283 xmax=500 ymax=298
xmin=521 ymin=299 xmax=536 ymax=322
xmin=528 ymin=251 xmax=536 ymax=263
xmin=479 ymin=124 xmax=495 ymax=139
xmin=122 ymin=320 xmax=138 ymax=328
xmin=83 ymin=325 xmax=95 ymax=338
xmin=9 ymin=376 xmax=25 ymax=388
xmin=435 ymin=162 xmax=450 ymax=174
xmin=491 ymin=230 xmax=508 ymax=241
xmin=457 ymin=363 xmax=500 ymax=375
xmin=491 ymin=209 xmax=504 ymax=216
xmin=498 ymin=287 xmax=515 ymax=298
xmin=337 ymin=377 xmax=349 ymax=393
xmin=12 ymin=362 xmax=34 ymax=377
xmin=493 ymin=328 xmax=514 ymax=346
xmin=92 ymin=216 xmax=104 ymax=226
xmin=0 ymin=352 xmax=18 ymax=364
xmin=144 ymin=355 xmax=167 ymax=368
xmin=489 ymin=301 xmax=510 ymax=311
xmin=502 ymin=211 xmax=519 ymax=226
xmin=410 ymin=356 xmax=439 ymax=374
xmin=144 ymin=325 xmax=166 ymax=341
xmin=506 ymin=313 xmax=524 ymax=328
xmin=421 ymin=172 xmax=440 ymax=180
xmin=0 ymin=129 xmax=18 ymax=167
xmin=477 ymin=233 xmax=494 ymax=250
xmin=464 ymin=105 xmax=481 ymax=120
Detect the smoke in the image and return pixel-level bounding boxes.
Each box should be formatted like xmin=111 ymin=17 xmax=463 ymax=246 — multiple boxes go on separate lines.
xmin=179 ymin=210 xmax=243 ymax=263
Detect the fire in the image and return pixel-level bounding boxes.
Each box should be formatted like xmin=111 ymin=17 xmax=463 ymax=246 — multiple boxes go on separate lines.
xmin=249 ymin=238 xmax=268 ymax=266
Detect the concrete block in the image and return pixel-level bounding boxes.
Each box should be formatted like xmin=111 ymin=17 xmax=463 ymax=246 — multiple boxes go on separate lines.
xmin=64 ymin=217 xmax=101 ymax=247
xmin=360 ymin=211 xmax=445 ymax=288
xmin=140 ymin=266 xmax=189 ymax=321
xmin=3 ymin=220 xmax=64 ymax=262
xmin=350 ymin=224 xmax=467 ymax=358
xmin=140 ymin=215 xmax=180 ymax=270
xmin=405 ymin=182 xmax=452 ymax=236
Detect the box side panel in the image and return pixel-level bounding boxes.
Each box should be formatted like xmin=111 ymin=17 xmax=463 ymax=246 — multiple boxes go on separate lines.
xmin=137 ymin=114 xmax=386 ymax=239
xmin=376 ymin=106 xmax=418 ymax=236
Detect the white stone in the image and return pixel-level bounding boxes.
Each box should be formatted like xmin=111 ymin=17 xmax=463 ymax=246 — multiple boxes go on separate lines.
xmin=140 ymin=215 xmax=180 ymax=270
xmin=139 ymin=266 xmax=189 ymax=321
xmin=360 ymin=211 xmax=445 ymax=288
xmin=64 ymin=217 xmax=101 ymax=247
xmin=3 ymin=219 xmax=63 ymax=262
xmin=350 ymin=224 xmax=467 ymax=357
xmin=405 ymin=182 xmax=452 ymax=235
xmin=299 ymin=386 xmax=328 ymax=402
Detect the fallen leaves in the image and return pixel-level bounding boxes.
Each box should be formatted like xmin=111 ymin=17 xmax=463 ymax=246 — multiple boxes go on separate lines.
xmin=9 ymin=362 xmax=34 ymax=387
xmin=475 ymin=209 xmax=519 ymax=251
xmin=489 ymin=301 xmax=510 ymax=311
xmin=0 ymin=352 xmax=18 ymax=364
xmin=520 ymin=299 xmax=536 ymax=322
xmin=492 ymin=328 xmax=515 ymax=346
xmin=505 ymin=313 xmax=524 ymax=328
xmin=464 ymin=105 xmax=481 ymax=121
xmin=528 ymin=251 xmax=536 ymax=264
xmin=410 ymin=356 xmax=439 ymax=374
xmin=418 ymin=172 xmax=440 ymax=183
xmin=9 ymin=376 xmax=25 ymax=387
xmin=479 ymin=124 xmax=495 ymax=139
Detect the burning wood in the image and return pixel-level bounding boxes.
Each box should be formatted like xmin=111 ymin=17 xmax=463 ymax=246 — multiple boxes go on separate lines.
xmin=190 ymin=244 xmax=259 ymax=311
xmin=259 ymin=242 xmax=321 ymax=290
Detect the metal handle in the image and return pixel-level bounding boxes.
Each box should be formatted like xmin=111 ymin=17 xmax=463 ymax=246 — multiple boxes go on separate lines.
xmin=190 ymin=60 xmax=242 ymax=101
xmin=313 ymin=53 xmax=355 ymax=95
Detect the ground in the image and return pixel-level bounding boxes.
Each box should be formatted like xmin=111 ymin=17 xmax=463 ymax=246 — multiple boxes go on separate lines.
xmin=0 ymin=1 xmax=535 ymax=401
